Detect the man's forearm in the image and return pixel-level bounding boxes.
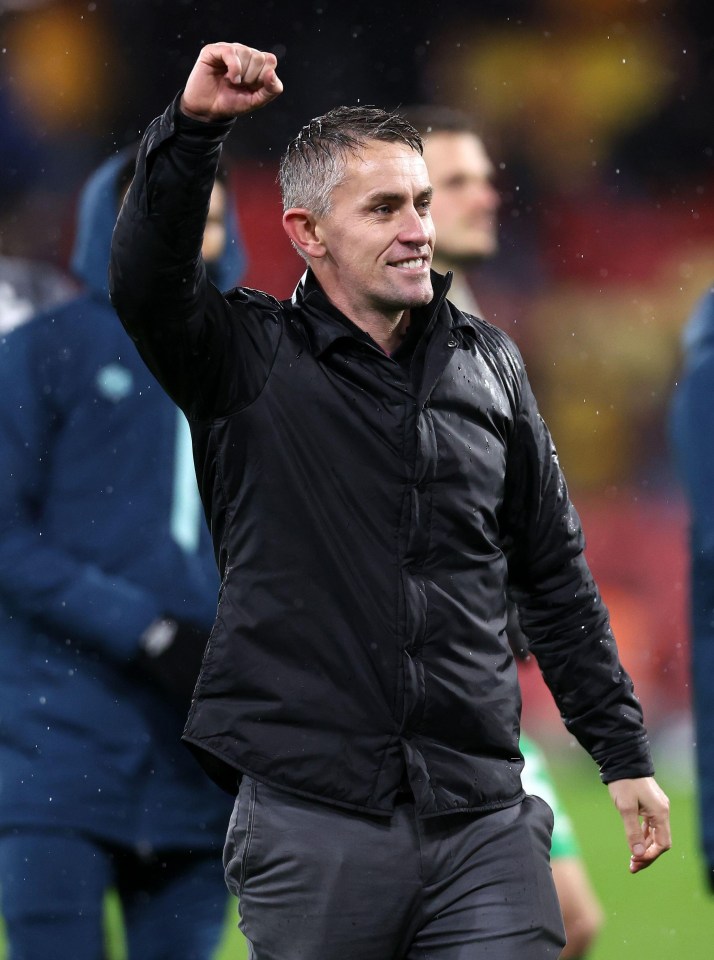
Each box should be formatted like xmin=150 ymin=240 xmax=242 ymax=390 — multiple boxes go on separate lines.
xmin=110 ymin=94 xmax=233 ymax=315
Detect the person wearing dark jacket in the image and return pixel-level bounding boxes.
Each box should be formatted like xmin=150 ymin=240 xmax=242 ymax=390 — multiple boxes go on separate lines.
xmin=669 ymin=284 xmax=714 ymax=894
xmin=109 ymin=41 xmax=671 ymax=960
xmin=0 ymin=145 xmax=245 ymax=959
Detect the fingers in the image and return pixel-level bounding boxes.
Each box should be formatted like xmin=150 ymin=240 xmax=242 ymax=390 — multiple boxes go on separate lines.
xmin=233 ymin=46 xmax=283 ymax=104
xmin=628 ymin=816 xmax=670 ymax=874
xmin=607 ymin=777 xmax=671 ymax=874
xmin=183 ymin=42 xmax=282 ymax=120
xmin=628 ymin=788 xmax=672 ymax=873
xmin=197 ymin=41 xmax=248 ymax=84
xmin=235 ymin=47 xmax=279 ymax=88
xmin=262 ymin=62 xmax=284 ymax=98
xmin=200 ymin=42 xmax=280 ymax=92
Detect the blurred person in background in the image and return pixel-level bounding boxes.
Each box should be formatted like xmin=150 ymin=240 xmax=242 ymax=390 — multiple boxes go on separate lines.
xmin=401 ymin=105 xmax=499 ymax=317
xmin=0 ymin=146 xmax=245 ymax=959
xmin=0 ymin=253 xmax=77 ymax=335
xmin=403 ymin=103 xmax=604 ymax=960
xmin=0 ymin=115 xmax=77 ymax=338
xmin=109 ymin=42 xmax=670 ymax=960
xmin=669 ymin=283 xmax=714 ymax=895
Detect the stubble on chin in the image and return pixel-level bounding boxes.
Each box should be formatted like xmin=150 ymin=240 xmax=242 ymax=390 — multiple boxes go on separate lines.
xmin=399 ymin=279 xmax=433 ymax=310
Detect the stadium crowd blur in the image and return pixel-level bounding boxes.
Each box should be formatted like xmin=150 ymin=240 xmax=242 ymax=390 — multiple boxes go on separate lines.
xmin=2 ymin=0 xmax=712 ymax=763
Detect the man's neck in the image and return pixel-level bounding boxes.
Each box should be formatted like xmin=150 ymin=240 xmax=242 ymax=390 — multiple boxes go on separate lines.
xmin=313 ymin=276 xmax=412 ymax=355
xmin=354 ymin=311 xmax=412 ymax=355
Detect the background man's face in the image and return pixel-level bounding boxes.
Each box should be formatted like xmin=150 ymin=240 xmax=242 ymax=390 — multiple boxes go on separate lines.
xmin=422 ymin=131 xmax=499 ymax=265
xmin=202 ymin=181 xmax=227 ymax=263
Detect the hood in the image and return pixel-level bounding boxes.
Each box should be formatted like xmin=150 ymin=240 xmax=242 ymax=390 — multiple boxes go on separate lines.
xmin=71 ymin=147 xmax=246 ymax=299
xmin=681 ymin=286 xmax=714 ymax=370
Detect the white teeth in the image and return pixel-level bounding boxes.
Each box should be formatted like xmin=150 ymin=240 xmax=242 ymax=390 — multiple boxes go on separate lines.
xmin=397 ymin=258 xmax=423 ymax=269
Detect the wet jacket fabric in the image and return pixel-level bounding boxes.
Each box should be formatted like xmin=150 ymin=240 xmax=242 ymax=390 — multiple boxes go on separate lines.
xmin=110 ymin=99 xmax=653 ymax=818
xmin=669 ymin=285 xmax=714 ymax=872
xmin=0 ymin=147 xmax=244 ymax=846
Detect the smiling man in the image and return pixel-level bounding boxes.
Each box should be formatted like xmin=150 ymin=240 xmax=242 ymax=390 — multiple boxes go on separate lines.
xmin=110 ymin=41 xmax=670 ymax=960
xmin=281 ymin=128 xmax=435 ymax=352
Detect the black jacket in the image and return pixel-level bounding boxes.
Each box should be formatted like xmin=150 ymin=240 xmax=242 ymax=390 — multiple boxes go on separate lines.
xmin=110 ymin=98 xmax=653 ymax=817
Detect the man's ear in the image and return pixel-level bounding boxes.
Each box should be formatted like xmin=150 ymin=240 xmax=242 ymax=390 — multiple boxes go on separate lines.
xmin=283 ymin=208 xmax=327 ymax=260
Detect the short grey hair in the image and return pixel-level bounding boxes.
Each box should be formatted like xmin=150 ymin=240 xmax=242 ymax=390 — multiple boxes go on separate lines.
xmin=279 ymin=105 xmax=423 ymax=231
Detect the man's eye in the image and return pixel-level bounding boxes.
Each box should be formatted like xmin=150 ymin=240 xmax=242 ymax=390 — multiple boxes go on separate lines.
xmin=375 ymin=205 xmax=391 ymax=214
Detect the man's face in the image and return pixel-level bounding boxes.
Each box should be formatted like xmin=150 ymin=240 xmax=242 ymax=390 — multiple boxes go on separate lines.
xmin=313 ymin=140 xmax=435 ymax=319
xmin=421 ymin=131 xmax=499 ymax=265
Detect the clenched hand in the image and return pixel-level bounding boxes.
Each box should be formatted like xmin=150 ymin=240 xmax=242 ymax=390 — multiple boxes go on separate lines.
xmin=181 ymin=41 xmax=283 ymax=122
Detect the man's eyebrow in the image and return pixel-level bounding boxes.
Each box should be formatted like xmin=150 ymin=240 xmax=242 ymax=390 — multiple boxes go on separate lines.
xmin=365 ymin=190 xmax=405 ymax=204
xmin=365 ymin=186 xmax=434 ymax=204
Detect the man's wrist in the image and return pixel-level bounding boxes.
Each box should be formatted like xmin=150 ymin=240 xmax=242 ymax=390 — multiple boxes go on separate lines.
xmin=174 ymin=91 xmax=236 ymax=137
xmin=179 ymin=94 xmax=213 ymax=123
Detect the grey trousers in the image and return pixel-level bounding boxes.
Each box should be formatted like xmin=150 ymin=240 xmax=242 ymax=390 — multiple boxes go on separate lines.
xmin=223 ymin=776 xmax=565 ymax=960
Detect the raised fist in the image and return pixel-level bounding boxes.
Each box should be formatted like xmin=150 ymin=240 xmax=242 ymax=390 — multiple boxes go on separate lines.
xmin=181 ymin=41 xmax=283 ymax=122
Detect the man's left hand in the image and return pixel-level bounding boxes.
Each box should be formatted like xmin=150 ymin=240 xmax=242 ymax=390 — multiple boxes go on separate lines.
xmin=607 ymin=776 xmax=671 ymax=873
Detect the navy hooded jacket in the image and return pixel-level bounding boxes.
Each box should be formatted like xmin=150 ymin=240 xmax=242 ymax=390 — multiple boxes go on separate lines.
xmin=670 ymin=285 xmax=714 ymax=875
xmin=0 ymin=148 xmax=244 ymax=846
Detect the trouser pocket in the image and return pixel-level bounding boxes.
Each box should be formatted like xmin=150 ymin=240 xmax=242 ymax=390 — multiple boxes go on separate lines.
xmin=223 ymin=775 xmax=257 ymax=899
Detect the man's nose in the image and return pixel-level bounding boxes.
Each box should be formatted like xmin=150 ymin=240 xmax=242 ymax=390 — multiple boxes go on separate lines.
xmin=400 ymin=207 xmax=431 ymax=246
xmin=477 ymin=182 xmax=500 ymax=211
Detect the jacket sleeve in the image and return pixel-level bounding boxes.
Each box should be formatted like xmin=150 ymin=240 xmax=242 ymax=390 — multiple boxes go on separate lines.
xmin=0 ymin=322 xmax=161 ymax=662
xmin=109 ymin=94 xmax=279 ymax=420
xmin=502 ymin=360 xmax=653 ymax=783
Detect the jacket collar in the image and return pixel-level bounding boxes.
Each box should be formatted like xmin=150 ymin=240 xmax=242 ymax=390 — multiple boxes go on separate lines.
xmin=289 ymin=268 xmax=478 ymax=357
